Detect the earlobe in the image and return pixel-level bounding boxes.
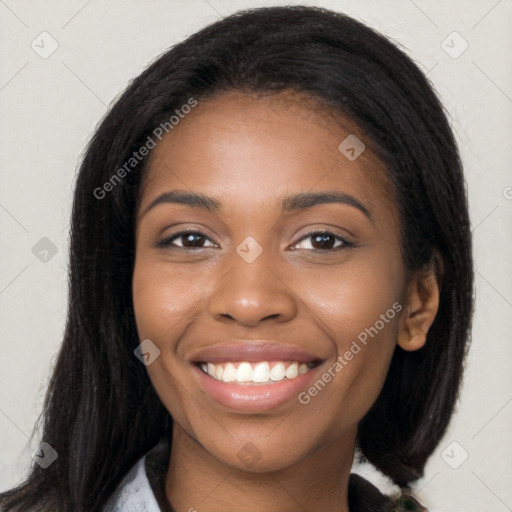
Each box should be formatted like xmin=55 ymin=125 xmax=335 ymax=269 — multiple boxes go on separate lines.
xmin=397 ymin=253 xmax=442 ymax=352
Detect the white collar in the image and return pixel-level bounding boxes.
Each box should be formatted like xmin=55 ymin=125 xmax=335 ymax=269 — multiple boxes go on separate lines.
xmin=103 ymin=453 xmax=161 ymax=512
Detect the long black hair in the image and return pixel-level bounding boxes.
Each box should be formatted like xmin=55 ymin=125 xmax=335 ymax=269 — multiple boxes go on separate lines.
xmin=0 ymin=5 xmax=473 ymax=511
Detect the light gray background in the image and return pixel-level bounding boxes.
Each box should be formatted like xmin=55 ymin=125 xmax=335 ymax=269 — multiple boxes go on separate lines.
xmin=0 ymin=1 xmax=511 ymax=511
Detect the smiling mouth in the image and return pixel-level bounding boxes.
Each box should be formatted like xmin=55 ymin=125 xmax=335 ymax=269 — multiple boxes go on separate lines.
xmin=197 ymin=360 xmax=319 ymax=384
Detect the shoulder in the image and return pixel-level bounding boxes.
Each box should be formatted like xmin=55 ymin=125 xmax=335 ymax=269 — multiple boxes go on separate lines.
xmin=102 ymin=452 xmax=161 ymax=512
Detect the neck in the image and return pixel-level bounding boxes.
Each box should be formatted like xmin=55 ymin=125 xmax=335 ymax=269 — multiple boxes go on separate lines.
xmin=164 ymin=424 xmax=356 ymax=512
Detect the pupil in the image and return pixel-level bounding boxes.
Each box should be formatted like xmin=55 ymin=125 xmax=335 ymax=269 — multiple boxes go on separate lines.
xmin=312 ymin=233 xmax=334 ymax=250
xmin=183 ymin=234 xmax=204 ymax=247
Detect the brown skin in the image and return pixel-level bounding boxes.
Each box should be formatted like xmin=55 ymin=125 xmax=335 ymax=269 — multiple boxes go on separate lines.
xmin=132 ymin=90 xmax=440 ymax=512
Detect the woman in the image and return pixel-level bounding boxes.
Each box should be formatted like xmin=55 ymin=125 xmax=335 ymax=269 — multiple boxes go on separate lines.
xmin=0 ymin=5 xmax=473 ymax=511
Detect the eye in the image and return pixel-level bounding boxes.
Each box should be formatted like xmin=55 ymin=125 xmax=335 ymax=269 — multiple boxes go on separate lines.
xmin=291 ymin=230 xmax=355 ymax=251
xmin=156 ymin=229 xmax=217 ymax=249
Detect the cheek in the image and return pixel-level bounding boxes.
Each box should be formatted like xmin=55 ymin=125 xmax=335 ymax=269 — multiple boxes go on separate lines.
xmin=132 ymin=259 xmax=210 ymax=342
xmin=131 ymin=259 xmax=213 ymax=433
xmin=294 ymin=248 xmax=403 ymax=342
xmin=291 ymin=251 xmax=403 ymax=421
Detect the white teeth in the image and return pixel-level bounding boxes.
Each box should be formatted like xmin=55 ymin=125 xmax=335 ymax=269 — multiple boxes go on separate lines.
xmin=252 ymin=362 xmax=270 ymax=382
xmin=236 ymin=362 xmax=253 ymax=382
xmin=199 ymin=360 xmax=316 ymax=383
xmin=285 ymin=362 xmax=298 ymax=379
xmin=222 ymin=363 xmax=237 ymax=382
xmin=298 ymin=363 xmax=308 ymax=375
xmin=270 ymin=362 xmax=285 ymax=381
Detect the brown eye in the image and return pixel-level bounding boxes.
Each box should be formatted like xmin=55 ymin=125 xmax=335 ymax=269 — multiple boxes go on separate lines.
xmin=311 ymin=233 xmax=336 ymax=250
xmin=156 ymin=230 xmax=217 ymax=249
xmin=292 ymin=231 xmax=354 ymax=251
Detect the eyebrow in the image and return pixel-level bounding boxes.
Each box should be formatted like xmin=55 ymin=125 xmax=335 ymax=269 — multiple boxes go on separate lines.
xmin=141 ymin=189 xmax=372 ymax=221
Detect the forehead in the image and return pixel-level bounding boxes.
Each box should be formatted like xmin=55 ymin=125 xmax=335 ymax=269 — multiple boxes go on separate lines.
xmin=139 ymin=90 xmax=397 ymax=223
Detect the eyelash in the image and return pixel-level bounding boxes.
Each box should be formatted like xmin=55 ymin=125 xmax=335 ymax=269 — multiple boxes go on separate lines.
xmin=155 ymin=229 xmax=356 ymax=252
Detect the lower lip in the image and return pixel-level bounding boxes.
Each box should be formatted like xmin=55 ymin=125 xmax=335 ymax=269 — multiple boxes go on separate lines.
xmin=194 ymin=364 xmax=320 ymax=412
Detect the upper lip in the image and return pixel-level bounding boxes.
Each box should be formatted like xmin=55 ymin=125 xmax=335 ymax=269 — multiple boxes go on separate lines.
xmin=189 ymin=342 xmax=324 ymax=364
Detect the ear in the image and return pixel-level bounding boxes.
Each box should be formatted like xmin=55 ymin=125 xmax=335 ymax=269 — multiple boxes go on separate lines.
xmin=397 ymin=253 xmax=442 ymax=352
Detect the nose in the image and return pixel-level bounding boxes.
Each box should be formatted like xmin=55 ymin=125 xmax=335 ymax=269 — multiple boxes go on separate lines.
xmin=208 ymin=250 xmax=298 ymax=327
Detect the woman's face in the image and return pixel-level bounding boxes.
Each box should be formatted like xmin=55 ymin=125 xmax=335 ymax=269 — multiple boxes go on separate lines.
xmin=132 ymin=90 xmax=408 ymax=472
